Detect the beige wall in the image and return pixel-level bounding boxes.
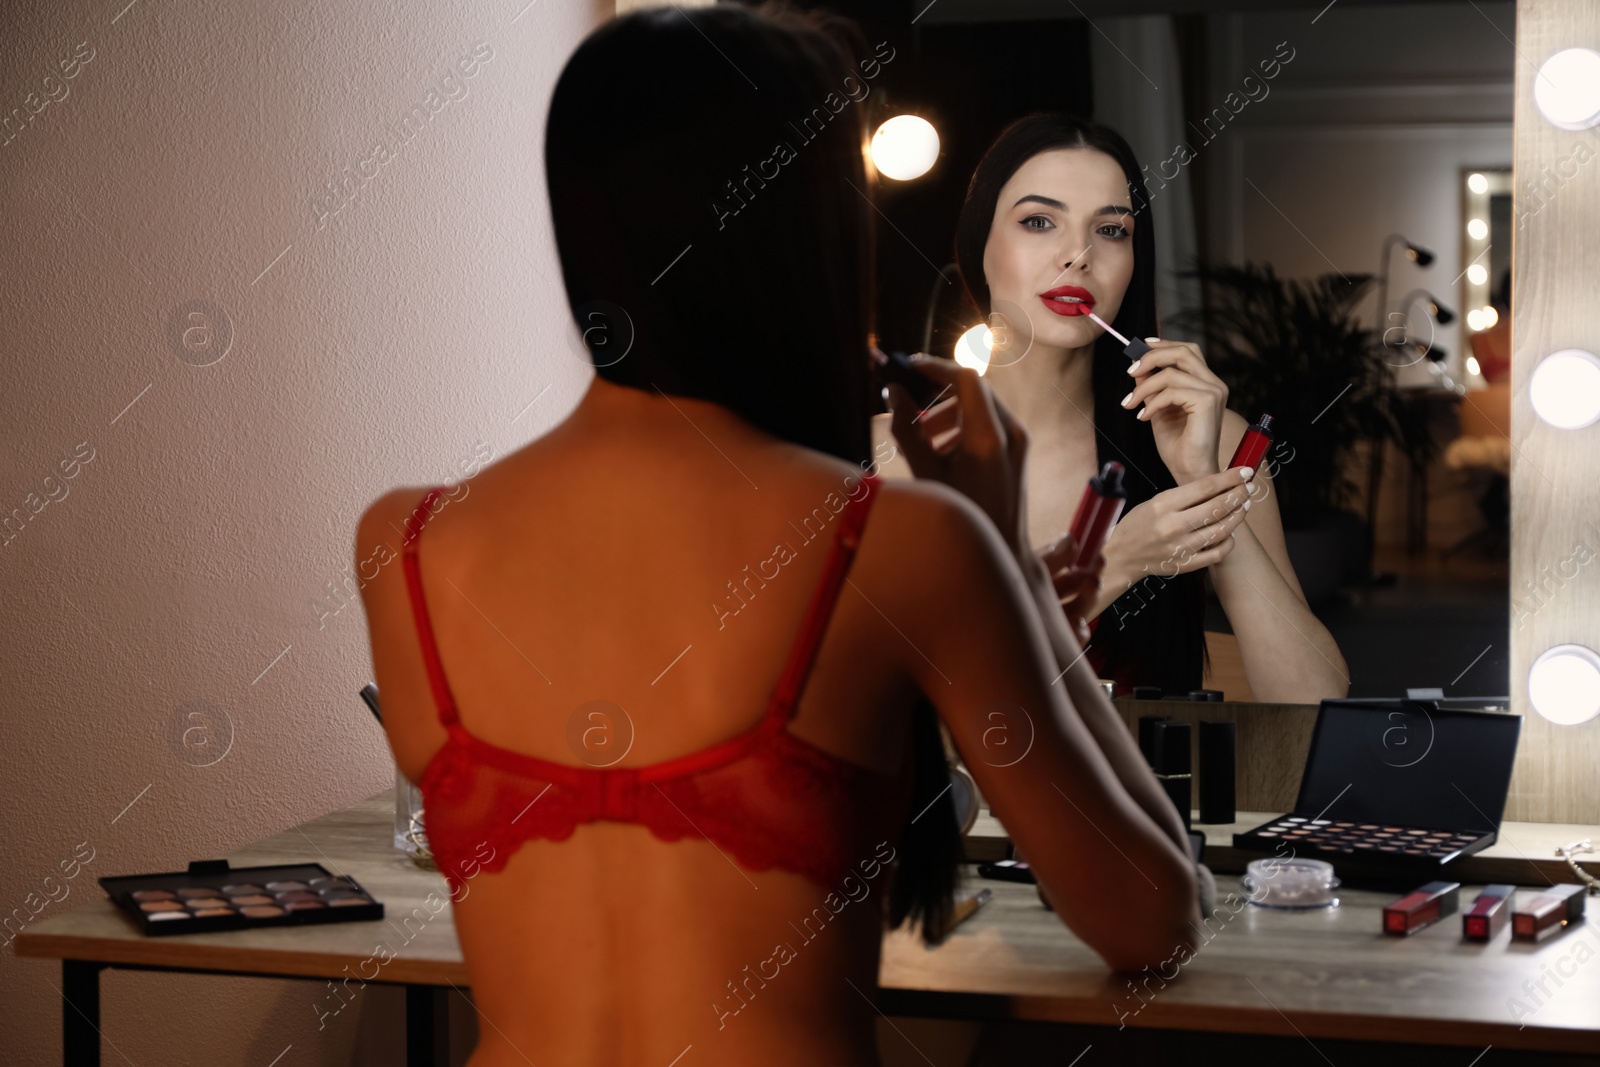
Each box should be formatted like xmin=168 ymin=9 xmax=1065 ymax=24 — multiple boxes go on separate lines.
xmin=0 ymin=0 xmax=604 ymax=1062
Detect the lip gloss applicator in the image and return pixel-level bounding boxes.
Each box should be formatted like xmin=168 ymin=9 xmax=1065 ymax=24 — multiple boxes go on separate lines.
xmin=1084 ymin=310 xmax=1152 ymax=363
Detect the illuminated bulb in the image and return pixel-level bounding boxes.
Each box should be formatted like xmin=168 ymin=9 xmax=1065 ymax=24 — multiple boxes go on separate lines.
xmin=1467 ymin=218 xmax=1488 ymax=240
xmin=1466 ymin=355 xmax=1482 ymax=377
xmin=1529 ymin=348 xmax=1600 ymax=429
xmin=954 ymin=324 xmax=991 ymax=374
xmin=1466 ymin=308 xmax=1485 ymax=331
xmin=1479 ymin=305 xmax=1499 ymax=329
xmin=1467 ymin=264 xmax=1488 ymax=286
xmin=1528 ymin=644 xmax=1600 ymax=725
xmin=1467 ymin=172 xmax=1489 ymax=194
xmin=1534 ymin=48 xmax=1600 ymax=131
xmin=870 ymin=116 xmax=940 ymax=181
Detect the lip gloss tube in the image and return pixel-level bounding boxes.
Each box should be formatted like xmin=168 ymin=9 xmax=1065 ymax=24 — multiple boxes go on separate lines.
xmin=1066 ymin=461 xmax=1127 ymax=569
xmin=1512 ymin=883 xmax=1588 ymax=942
xmin=1383 ymin=880 xmax=1461 ymax=936
xmin=1083 ymin=310 xmax=1151 ymax=362
xmin=1462 ymin=884 xmax=1516 ymax=941
xmin=1228 ymin=413 xmax=1275 ymax=471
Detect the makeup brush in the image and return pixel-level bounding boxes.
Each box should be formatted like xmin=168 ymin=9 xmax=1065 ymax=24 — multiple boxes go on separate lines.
xmin=1085 ymin=310 xmax=1152 ymax=362
xmin=359 ymin=683 xmax=383 ymax=726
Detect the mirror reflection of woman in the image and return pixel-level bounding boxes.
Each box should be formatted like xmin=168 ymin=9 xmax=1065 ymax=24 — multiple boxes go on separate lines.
xmin=953 ymin=114 xmax=1348 ymax=704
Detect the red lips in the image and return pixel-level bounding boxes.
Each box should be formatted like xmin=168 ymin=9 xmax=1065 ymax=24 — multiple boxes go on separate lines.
xmin=1040 ymin=285 xmax=1095 ymax=317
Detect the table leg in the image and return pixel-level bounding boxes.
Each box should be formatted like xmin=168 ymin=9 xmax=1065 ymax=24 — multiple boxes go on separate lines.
xmin=405 ymin=984 xmax=449 ymax=1067
xmin=62 ymin=959 xmax=104 ymax=1067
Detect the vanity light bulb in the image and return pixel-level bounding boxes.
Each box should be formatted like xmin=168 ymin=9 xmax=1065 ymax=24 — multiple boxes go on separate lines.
xmin=1467 ymin=172 xmax=1489 ymax=194
xmin=1467 ymin=218 xmax=1489 ymax=241
xmin=1466 ymin=355 xmax=1482 ymax=377
xmin=1534 ymin=48 xmax=1600 ymax=131
xmin=870 ymin=116 xmax=940 ymax=181
xmin=1529 ymin=349 xmax=1600 ymax=429
xmin=1479 ymin=306 xmax=1499 ymax=329
xmin=1466 ymin=308 xmax=1485 ymax=332
xmin=954 ymin=323 xmax=992 ymax=374
xmin=1467 ymin=264 xmax=1488 ymax=286
xmin=1528 ymin=644 xmax=1600 ymax=726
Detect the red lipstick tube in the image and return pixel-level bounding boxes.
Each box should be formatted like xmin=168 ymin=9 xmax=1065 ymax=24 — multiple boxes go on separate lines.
xmin=1512 ymin=883 xmax=1587 ymax=941
xmin=1066 ymin=461 xmax=1127 ymax=570
xmin=1228 ymin=413 xmax=1275 ymax=471
xmin=1382 ymin=880 xmax=1460 ymax=936
xmin=1462 ymin=884 xmax=1516 ymax=941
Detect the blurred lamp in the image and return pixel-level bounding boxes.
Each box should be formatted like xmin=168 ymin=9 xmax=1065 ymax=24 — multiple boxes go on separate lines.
xmin=1534 ymin=48 xmax=1600 ymax=131
xmin=871 ymin=116 xmax=940 ymax=181
xmin=955 ymin=323 xmax=992 ymax=374
xmin=1529 ymin=348 xmax=1600 ymax=429
xmin=1528 ymin=644 xmax=1600 ymax=725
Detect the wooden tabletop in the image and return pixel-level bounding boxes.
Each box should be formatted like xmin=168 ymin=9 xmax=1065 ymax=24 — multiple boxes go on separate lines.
xmin=16 ymin=793 xmax=1600 ymax=1054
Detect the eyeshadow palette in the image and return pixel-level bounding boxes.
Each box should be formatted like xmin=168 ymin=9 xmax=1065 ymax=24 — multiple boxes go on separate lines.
xmin=1232 ymin=697 xmax=1520 ymax=885
xmin=1236 ymin=816 xmax=1492 ymax=867
xmin=101 ymin=859 xmax=384 ymax=937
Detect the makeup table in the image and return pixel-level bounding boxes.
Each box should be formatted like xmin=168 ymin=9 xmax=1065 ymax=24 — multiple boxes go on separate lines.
xmin=16 ymin=794 xmax=1600 ymax=1065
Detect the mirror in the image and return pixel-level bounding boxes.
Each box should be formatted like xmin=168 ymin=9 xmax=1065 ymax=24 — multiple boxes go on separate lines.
xmin=857 ymin=0 xmax=1516 ymax=703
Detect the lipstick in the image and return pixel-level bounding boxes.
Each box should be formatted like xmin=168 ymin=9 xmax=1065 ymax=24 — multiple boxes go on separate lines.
xmin=1084 ymin=310 xmax=1152 ymax=362
xmin=1229 ymin=413 xmax=1275 ymax=471
xmin=1462 ymin=884 xmax=1516 ymax=941
xmin=1512 ymin=883 xmax=1587 ymax=942
xmin=1382 ymin=880 xmax=1460 ymax=936
xmin=1066 ymin=461 xmax=1126 ymax=569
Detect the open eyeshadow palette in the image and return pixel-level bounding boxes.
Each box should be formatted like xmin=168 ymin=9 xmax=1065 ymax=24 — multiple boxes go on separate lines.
xmin=101 ymin=859 xmax=384 ymax=937
xmin=1233 ymin=697 xmax=1521 ymax=884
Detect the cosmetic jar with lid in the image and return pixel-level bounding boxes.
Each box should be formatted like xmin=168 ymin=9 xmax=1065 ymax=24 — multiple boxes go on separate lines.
xmin=1240 ymin=857 xmax=1340 ymax=909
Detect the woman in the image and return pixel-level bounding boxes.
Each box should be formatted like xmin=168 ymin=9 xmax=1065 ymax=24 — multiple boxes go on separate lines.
xmin=954 ymin=113 xmax=1348 ymax=703
xmin=357 ymin=8 xmax=1206 ymax=1065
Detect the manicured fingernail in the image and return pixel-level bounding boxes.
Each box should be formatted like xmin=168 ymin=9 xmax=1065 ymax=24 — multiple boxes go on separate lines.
xmin=1136 ymin=407 xmax=1149 ymax=421
xmin=1126 ymin=360 xmax=1141 ymax=374
xmin=1240 ymin=466 xmax=1255 ymax=480
xmin=1144 ymin=337 xmax=1160 ymax=343
xmin=1120 ymin=391 xmax=1134 ymax=407
xmin=1243 ymin=499 xmax=1252 ymax=512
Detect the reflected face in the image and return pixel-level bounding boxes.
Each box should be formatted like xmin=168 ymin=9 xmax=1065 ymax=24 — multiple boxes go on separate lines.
xmin=981 ymin=147 xmax=1137 ymax=355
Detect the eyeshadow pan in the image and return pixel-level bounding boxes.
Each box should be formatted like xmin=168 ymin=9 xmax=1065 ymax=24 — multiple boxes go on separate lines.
xmin=140 ymin=900 xmax=185 ymax=912
xmin=230 ymin=894 xmax=274 ymax=906
xmin=148 ymin=911 xmax=192 ymax=922
xmin=191 ymin=908 xmax=235 ymax=918
xmin=131 ymin=889 xmax=176 ymax=902
xmin=176 ymin=886 xmax=218 ymax=899
xmin=284 ymin=901 xmax=326 ymax=911
xmin=265 ymin=880 xmax=308 ymax=892
xmin=328 ymin=896 xmax=369 ymax=907
xmin=222 ymin=884 xmax=265 ymax=895
xmin=184 ymin=898 xmax=229 ymax=910
xmin=240 ymin=905 xmax=285 ymax=918
xmin=319 ymin=889 xmax=363 ymax=901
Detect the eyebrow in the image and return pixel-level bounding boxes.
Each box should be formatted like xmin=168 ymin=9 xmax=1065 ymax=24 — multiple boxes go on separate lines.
xmin=1012 ymin=194 xmax=1134 ymax=218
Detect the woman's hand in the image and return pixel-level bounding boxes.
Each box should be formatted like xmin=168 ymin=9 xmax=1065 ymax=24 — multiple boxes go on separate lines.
xmin=1037 ymin=533 xmax=1104 ymax=645
xmin=882 ymin=352 xmax=1032 ymax=559
xmin=1094 ymin=467 xmax=1256 ymax=609
xmin=1120 ymin=338 xmax=1229 ymax=485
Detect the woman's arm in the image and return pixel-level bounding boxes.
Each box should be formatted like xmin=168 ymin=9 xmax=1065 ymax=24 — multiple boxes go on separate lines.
xmin=1210 ymin=412 xmax=1350 ymax=702
xmin=877 ymin=481 xmax=1203 ymax=973
xmin=1016 ymin=546 xmax=1194 ymax=855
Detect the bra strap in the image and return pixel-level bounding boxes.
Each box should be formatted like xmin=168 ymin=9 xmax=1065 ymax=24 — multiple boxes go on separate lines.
xmin=400 ymin=487 xmax=462 ymax=728
xmin=767 ymin=473 xmax=881 ymax=720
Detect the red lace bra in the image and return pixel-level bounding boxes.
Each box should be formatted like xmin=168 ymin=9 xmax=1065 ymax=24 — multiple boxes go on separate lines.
xmin=400 ymin=472 xmax=915 ymax=896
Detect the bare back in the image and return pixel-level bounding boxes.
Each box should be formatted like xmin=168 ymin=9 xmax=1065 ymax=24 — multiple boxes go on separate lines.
xmin=359 ymin=393 xmax=936 ymax=1066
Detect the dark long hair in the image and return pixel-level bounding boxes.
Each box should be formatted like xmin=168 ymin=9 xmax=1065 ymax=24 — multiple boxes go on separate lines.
xmin=545 ymin=2 xmax=960 ymax=943
xmin=954 ymin=112 xmax=1206 ymax=693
